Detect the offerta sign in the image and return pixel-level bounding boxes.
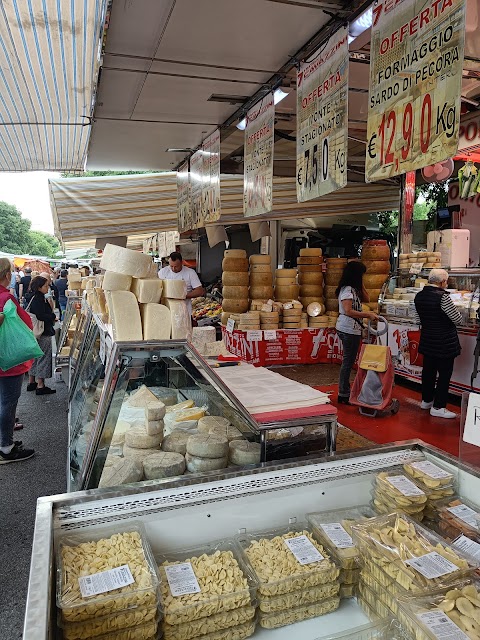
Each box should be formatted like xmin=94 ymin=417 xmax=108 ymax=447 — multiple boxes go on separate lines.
xmin=202 ymin=129 xmax=221 ymax=223
xmin=366 ymin=0 xmax=466 ymax=182
xmin=190 ymin=150 xmax=204 ymax=228
xmin=244 ymin=93 xmax=274 ymax=217
xmin=296 ymin=28 xmax=349 ymax=202
xmin=177 ymin=161 xmax=191 ymax=233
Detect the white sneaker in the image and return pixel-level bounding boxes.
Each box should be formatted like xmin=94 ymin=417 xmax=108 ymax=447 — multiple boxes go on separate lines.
xmin=430 ymin=407 xmax=457 ymax=419
xmin=420 ymin=401 xmax=433 ymax=410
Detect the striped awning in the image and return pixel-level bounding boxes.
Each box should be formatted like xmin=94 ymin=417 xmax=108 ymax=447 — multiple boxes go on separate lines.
xmin=50 ymin=172 xmax=400 ymax=249
xmin=0 ymin=0 xmax=107 ymax=171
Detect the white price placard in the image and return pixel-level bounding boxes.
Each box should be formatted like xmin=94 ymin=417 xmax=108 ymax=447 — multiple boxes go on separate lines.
xmin=386 ymin=304 xmax=396 ymax=316
xmin=78 ymin=565 xmax=134 ymax=598
xmin=386 ymin=475 xmax=425 ymax=497
xmin=320 ymin=523 xmax=354 ymax=549
xmin=453 ymin=534 xmax=480 ymax=559
xmin=246 ymin=330 xmax=262 ymax=341
xmin=447 ymin=504 xmax=478 ymax=527
xmin=165 ymin=562 xmax=201 ymax=597
xmin=263 ymin=330 xmax=277 ymax=341
xmin=244 ymin=94 xmax=274 ymax=217
xmin=410 ymin=461 xmax=451 ymax=480
xmin=284 ymin=535 xmax=324 ymax=565
xmin=417 ymin=610 xmax=469 ymax=639
xmin=463 ymin=392 xmax=480 ymax=448
xmin=226 ymin=318 xmax=235 ymax=334
xmin=406 ymin=552 xmax=459 ymax=580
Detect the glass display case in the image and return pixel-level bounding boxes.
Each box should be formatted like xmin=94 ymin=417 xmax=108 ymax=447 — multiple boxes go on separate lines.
xmin=68 ymin=315 xmax=337 ymax=492
xmin=55 ymin=295 xmax=81 ymax=365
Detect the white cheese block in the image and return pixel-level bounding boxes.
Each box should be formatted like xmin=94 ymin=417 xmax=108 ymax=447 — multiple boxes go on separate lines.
xmin=100 ymin=244 xmax=154 ymax=278
xmin=122 ymin=444 xmax=161 ymax=461
xmin=197 ymin=416 xmax=231 ymax=434
xmin=102 ymin=271 xmax=133 ymax=291
xmin=145 ymin=400 xmax=166 ymax=421
xmin=143 ymin=452 xmax=186 ymax=479
xmin=146 ymin=419 xmax=164 ymax=436
xmin=124 ymin=424 xmax=163 ymax=449
xmin=162 ymin=279 xmax=187 ymax=299
xmin=131 ymin=278 xmax=163 ymax=303
xmin=174 ymin=407 xmax=206 ymax=422
xmin=98 ymin=458 xmax=143 ymax=488
xmin=161 ymin=431 xmax=191 ymax=455
xmin=105 ymin=290 xmax=143 ymax=341
xmin=229 ymin=440 xmax=262 ymax=465
xmin=163 ymin=299 xmax=191 ymax=339
xmin=128 ymin=385 xmax=158 ymax=407
xmin=111 ymin=419 xmax=132 ymax=446
xmin=185 ymin=453 xmax=228 ymax=472
xmin=186 ymin=434 xmax=229 ymax=459
xmin=166 ymin=399 xmax=195 ymax=413
xmin=140 ymin=303 xmax=172 ymax=340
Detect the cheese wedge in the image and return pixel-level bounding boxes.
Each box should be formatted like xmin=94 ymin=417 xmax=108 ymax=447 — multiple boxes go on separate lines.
xmin=100 ymin=243 xmax=154 ymax=278
xmin=105 ymin=290 xmax=142 ymax=341
xmin=131 ymin=278 xmax=163 ymax=303
xmin=140 ymin=303 xmax=171 ymax=340
xmin=163 ymin=299 xmax=191 ymax=339
xmin=162 ymin=279 xmax=187 ymax=299
xmin=128 ymin=385 xmax=158 ymax=407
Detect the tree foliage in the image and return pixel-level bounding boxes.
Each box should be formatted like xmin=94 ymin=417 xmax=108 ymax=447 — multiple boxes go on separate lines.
xmin=0 ymin=201 xmax=60 ymax=257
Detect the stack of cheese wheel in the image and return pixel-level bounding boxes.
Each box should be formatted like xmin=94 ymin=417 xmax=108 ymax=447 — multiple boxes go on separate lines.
xmin=324 ymin=258 xmax=348 ymax=312
xmin=307 ymin=302 xmax=329 ymax=330
xmin=221 ymin=249 xmax=250 ymax=321
xmin=185 ymin=433 xmax=229 ymax=472
xmin=399 ymin=251 xmax=442 ymax=270
xmin=261 ymin=309 xmax=280 ymax=330
xmin=300 ymin=311 xmax=308 ymax=329
xmin=282 ymin=302 xmax=303 ymax=329
xmin=327 ymin=311 xmax=339 ymax=328
xmin=298 ymin=248 xmax=324 ymax=309
xmin=361 ymin=241 xmax=390 ymax=313
xmin=249 ymin=254 xmax=274 ymax=304
xmin=237 ymin=311 xmax=261 ymax=331
xmin=274 ymin=268 xmax=299 ymax=302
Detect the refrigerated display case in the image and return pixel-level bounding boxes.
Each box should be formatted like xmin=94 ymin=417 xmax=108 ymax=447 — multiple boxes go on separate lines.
xmin=24 ymin=441 xmax=480 ymax=640
xmin=379 ymin=269 xmax=480 ymax=394
xmin=56 ymin=295 xmax=81 ymax=366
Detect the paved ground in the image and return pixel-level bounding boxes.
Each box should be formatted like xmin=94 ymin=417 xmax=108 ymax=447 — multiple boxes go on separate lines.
xmin=0 ymin=375 xmax=68 ymax=639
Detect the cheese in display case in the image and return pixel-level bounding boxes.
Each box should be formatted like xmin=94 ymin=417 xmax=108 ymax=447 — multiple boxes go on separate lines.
xmin=437 ymin=498 xmax=480 ymax=544
xmin=58 ymin=605 xmax=159 ymax=640
xmin=372 ymin=469 xmax=428 ymax=520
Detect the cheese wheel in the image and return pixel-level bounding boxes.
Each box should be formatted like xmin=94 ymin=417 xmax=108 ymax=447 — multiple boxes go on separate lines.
xmin=364 ymin=260 xmax=390 ymax=275
xmin=197 ymin=416 xmax=231 ymax=433
xmin=209 ymin=424 xmax=243 ymax=441
xmin=222 ymin=299 xmax=249 ymax=313
xmin=300 ymin=296 xmax=325 ymax=307
xmin=299 ymin=285 xmax=324 ymax=296
xmin=298 ymin=264 xmax=323 ymax=273
xmin=365 ymin=289 xmax=381 ymax=300
xmin=145 ymin=419 xmax=164 ymax=436
xmin=250 ymin=286 xmax=274 ymax=299
xmin=125 ymin=425 xmax=163 ymax=449
xmin=100 ymin=244 xmax=154 ymax=278
xmin=361 ymin=245 xmax=390 ymax=260
xmin=222 ymin=285 xmax=249 ymax=299
xmin=162 ymin=279 xmax=187 ymax=300
xmin=140 ymin=303 xmax=172 ymax=340
xmin=300 ymin=248 xmax=323 ymax=257
xmin=106 ymin=290 xmax=143 ymax=341
xmin=275 ymin=269 xmax=297 ymax=278
xmin=250 ymin=264 xmax=272 ymax=273
xmin=222 ymin=257 xmax=249 ymax=272
xmin=249 ymin=272 xmax=273 ymax=287
xmin=131 ymin=278 xmax=163 ymax=303
xmin=145 ymin=400 xmax=166 ymax=422
xmin=260 ymin=311 xmax=279 ymax=320
xmin=186 ymin=433 xmax=229 ymax=458
xmin=229 ymin=440 xmax=261 ymax=465
xmin=298 ymin=272 xmax=323 ymax=285
xmin=249 ymin=254 xmax=271 ymax=264
xmin=325 ymin=271 xmax=343 ymax=286
xmin=307 ymin=302 xmax=326 ymax=317
xmin=223 ymin=271 xmax=249 ymax=286
xmin=283 ymin=323 xmax=301 ymax=328
xmin=275 ymin=285 xmax=300 ymax=298
xmin=122 ymin=444 xmax=160 ymax=461
xmin=185 ymin=453 xmax=228 ymax=472
xmin=98 ymin=458 xmax=143 ymax=488
xmin=127 ymin=385 xmax=158 ymax=407
xmin=166 ymin=399 xmax=195 ymax=413
xmin=297 ymin=257 xmax=322 ymax=265
xmin=324 ymin=285 xmax=338 ymax=298
xmin=283 ymin=308 xmax=302 ymax=317
xmin=161 ymin=431 xmax=190 ymax=455
xmin=274 ymin=276 xmax=296 ymax=286
xmin=363 ymin=274 xmax=388 ymax=288
xmin=102 ymin=271 xmax=133 ymax=292
xmin=224 ymin=249 xmax=247 ymax=258
xmin=326 ymin=258 xmax=348 ymax=267
xmin=261 ymin=324 xmax=279 ymax=330
xmin=238 ymin=324 xmax=260 ymax=330
xmin=143 ymin=452 xmax=186 ymax=479
xmin=309 ymin=320 xmax=329 ymax=327
xmin=326 ymin=298 xmax=340 ymax=312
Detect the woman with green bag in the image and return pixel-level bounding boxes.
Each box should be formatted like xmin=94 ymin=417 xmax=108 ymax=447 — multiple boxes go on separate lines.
xmin=0 ymin=258 xmax=36 ymax=463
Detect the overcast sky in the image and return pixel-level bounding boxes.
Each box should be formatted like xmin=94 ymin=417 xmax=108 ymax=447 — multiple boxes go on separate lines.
xmin=0 ymin=171 xmax=59 ymax=235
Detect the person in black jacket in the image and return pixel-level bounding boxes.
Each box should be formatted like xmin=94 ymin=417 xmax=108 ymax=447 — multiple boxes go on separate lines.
xmin=414 ymin=269 xmax=462 ymax=419
xmin=25 ymin=276 xmax=57 ymax=396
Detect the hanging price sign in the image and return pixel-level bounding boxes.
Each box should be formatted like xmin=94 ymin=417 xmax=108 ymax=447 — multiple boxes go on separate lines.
xmin=202 ymin=129 xmax=221 ymax=223
xmin=244 ymin=94 xmax=274 ymax=217
xmin=177 ymin=161 xmax=191 ymax=233
xmin=365 ymin=0 xmax=466 ymax=182
xmin=190 ymin=150 xmax=204 ymax=228
xmin=296 ymin=28 xmax=349 ymax=202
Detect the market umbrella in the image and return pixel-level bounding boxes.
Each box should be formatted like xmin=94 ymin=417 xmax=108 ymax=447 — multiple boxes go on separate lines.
xmin=22 ymin=259 xmax=53 ymax=274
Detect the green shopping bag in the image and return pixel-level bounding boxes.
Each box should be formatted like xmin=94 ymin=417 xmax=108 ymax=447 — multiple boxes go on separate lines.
xmin=0 ymin=299 xmax=43 ymax=371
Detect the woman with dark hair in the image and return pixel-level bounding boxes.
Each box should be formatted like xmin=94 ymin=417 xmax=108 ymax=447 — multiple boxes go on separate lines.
xmin=25 ymin=276 xmax=57 ymax=396
xmin=335 ymin=261 xmax=378 ymax=404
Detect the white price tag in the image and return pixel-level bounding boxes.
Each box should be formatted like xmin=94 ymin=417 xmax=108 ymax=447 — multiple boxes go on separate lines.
xmin=417 ymin=610 xmax=469 ymax=639
xmin=226 ymin=318 xmax=235 ymax=334
xmin=284 ymin=535 xmax=324 ymax=565
xmin=263 ymin=330 xmax=277 ymax=341
xmin=320 ymin=523 xmax=354 ymax=549
xmin=453 ymin=534 xmax=480 ymax=559
xmin=395 ymin=306 xmax=408 ymax=318
xmin=78 ymin=564 xmax=134 ymax=598
xmin=447 ymin=504 xmax=478 ymax=528
xmin=463 ymin=392 xmax=480 ymax=448
xmin=409 ymin=262 xmax=424 ymax=275
xmin=164 ymin=562 xmax=201 ymax=597
xmin=410 ymin=461 xmax=452 ymax=480
xmin=246 ymin=330 xmax=262 ymax=341
xmin=385 ymin=304 xmax=396 ymax=316
xmin=99 ymin=330 xmax=106 ymax=364
xmin=385 ymin=475 xmax=425 ymax=497
xmin=405 ymin=552 xmax=459 ymax=579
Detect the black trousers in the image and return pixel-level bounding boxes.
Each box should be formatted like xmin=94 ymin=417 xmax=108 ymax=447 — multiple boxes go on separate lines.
xmin=421 ymin=355 xmax=455 ymax=409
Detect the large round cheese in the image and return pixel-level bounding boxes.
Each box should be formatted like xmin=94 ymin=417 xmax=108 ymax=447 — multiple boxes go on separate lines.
xmin=250 ymin=286 xmax=274 ymax=300
xmin=98 ymin=458 xmax=143 ymax=488
xmin=275 ymin=269 xmax=297 ymax=278
xmin=274 ymin=276 xmax=296 ymax=286
xmin=100 ymin=244 xmax=154 ymax=279
xmin=298 ymin=264 xmax=323 ymax=273
xmin=222 ymin=257 xmax=249 ymax=272
xmin=124 ymin=425 xmax=163 ymax=449
xmin=250 ymin=264 xmax=272 ymax=273
xmin=364 ymin=260 xmax=391 ymax=274
xmin=222 ymin=271 xmax=249 ymax=286
xmin=185 ymin=453 xmax=228 ymax=472
xmin=283 ymin=308 xmax=302 ymax=318
xmin=325 ymin=298 xmax=340 ymax=312
xmin=161 ymin=431 xmax=191 ymax=455
xmin=275 ymin=285 xmax=300 ymax=299
xmin=297 ymin=256 xmax=322 ymax=265
xmin=361 ymin=245 xmax=390 ymax=261
xmin=186 ymin=434 xmax=229 ymax=459
xmin=209 ymin=424 xmax=243 ymax=441
xmin=325 ymin=271 xmax=343 ymax=286
xmin=299 ymin=284 xmax=324 ymax=297
xmin=222 ymin=299 xmax=249 ymax=313
xmin=229 ymin=440 xmax=261 ymax=465
xmin=363 ymin=274 xmax=388 ymax=288
xmin=249 ymin=254 xmax=271 ymax=264
xmin=224 ymin=249 xmax=247 ymax=258
xmin=197 ymin=416 xmax=231 ymax=433
xmin=249 ymin=272 xmax=273 ymax=286
xmin=143 ymin=452 xmax=186 ymax=479
xmin=298 ymin=272 xmax=323 ymax=285
xmin=300 ymin=248 xmax=322 ymax=257
xmin=306 ymin=302 xmax=326 ymax=317
xmin=324 ymin=285 xmax=338 ymax=299
xmin=222 ymin=285 xmax=249 ymax=299
xmin=102 ymin=271 xmax=133 ymax=292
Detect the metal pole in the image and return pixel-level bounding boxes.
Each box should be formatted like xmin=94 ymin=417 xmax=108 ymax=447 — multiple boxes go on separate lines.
xmin=397 ymin=171 xmax=416 ymax=262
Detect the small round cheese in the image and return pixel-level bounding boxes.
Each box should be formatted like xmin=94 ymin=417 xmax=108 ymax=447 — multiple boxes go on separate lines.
xmin=146 ymin=420 xmax=164 ymax=436
xmin=185 ymin=453 xmax=228 ymax=472
xmin=99 ymin=458 xmax=143 ymax=488
xmin=124 ymin=425 xmax=163 ymax=449
xmin=229 ymin=440 xmax=262 ymax=465
xmin=143 ymin=452 xmax=186 ymax=479
xmin=161 ymin=431 xmax=192 ymax=455
xmin=145 ymin=400 xmax=166 ymax=421
xmin=186 ymin=434 xmax=229 ymax=459
xmin=209 ymin=424 xmax=243 ymax=442
xmin=197 ymin=416 xmax=231 ymax=434
xmin=122 ymin=444 xmax=160 ymax=461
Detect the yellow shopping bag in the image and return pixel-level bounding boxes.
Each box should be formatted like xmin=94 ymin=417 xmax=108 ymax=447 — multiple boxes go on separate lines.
xmin=358 ymin=344 xmax=389 ymax=373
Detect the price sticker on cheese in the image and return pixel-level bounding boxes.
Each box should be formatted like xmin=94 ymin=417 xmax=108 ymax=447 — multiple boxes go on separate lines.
xmin=417 ymin=610 xmax=469 ymax=639
xmin=226 ymin=318 xmax=235 ymax=334
xmin=386 ymin=304 xmax=396 ymax=316
xmin=447 ymin=504 xmax=478 ymax=527
xmin=409 ymin=263 xmax=424 ymax=275
xmin=320 ymin=523 xmax=354 ymax=549
xmin=406 ymin=551 xmax=459 ymax=580
xmin=78 ymin=565 xmax=134 ymax=598
xmin=284 ymin=535 xmax=324 ymax=565
xmin=453 ymin=534 xmax=480 ymax=559
xmin=246 ymin=330 xmax=262 ymax=341
xmin=410 ymin=461 xmax=452 ymax=480
xmin=386 ymin=475 xmax=425 ymax=497
xmin=263 ymin=330 xmax=277 ymax=341
xmin=164 ymin=562 xmax=201 ymax=597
